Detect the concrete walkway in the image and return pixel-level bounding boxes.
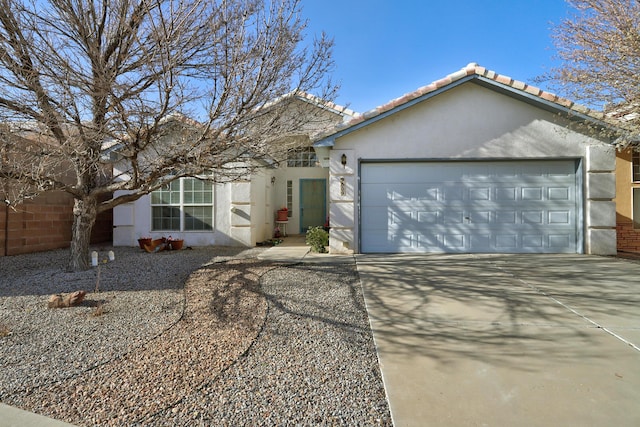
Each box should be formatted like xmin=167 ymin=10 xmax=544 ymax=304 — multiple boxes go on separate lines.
xmin=357 ymin=253 xmax=640 ymax=427
xmin=0 ymin=403 xmax=76 ymax=427
xmin=257 ymin=235 xmax=354 ymax=264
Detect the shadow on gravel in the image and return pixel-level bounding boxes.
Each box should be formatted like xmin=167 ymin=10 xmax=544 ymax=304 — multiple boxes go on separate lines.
xmin=168 ymin=260 xmax=392 ymax=426
xmin=262 ymin=263 xmax=370 ymax=335
xmin=1 ymin=258 xmax=271 ymax=426
xmin=0 ymin=246 xmax=263 ymax=297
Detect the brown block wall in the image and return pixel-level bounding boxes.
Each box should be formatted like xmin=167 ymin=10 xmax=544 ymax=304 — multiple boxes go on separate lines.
xmin=616 ymin=219 xmax=640 ymax=253
xmin=0 ymin=191 xmax=113 ymax=256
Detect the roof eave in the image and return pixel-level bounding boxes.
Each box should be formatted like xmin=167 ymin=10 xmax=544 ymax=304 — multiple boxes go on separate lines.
xmin=471 ymin=75 xmax=610 ymax=129
xmin=313 ymin=78 xmax=472 ymax=148
xmin=314 ymin=73 xmax=612 ymax=148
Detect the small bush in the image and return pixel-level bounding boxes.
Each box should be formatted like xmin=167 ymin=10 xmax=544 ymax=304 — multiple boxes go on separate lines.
xmin=306 ymin=226 xmax=329 ymax=253
xmin=0 ymin=323 xmax=11 ymax=337
xmin=92 ymin=302 xmax=106 ymax=317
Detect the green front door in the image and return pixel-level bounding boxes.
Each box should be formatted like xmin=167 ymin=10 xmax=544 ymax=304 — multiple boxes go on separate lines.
xmin=299 ymin=179 xmax=326 ymax=233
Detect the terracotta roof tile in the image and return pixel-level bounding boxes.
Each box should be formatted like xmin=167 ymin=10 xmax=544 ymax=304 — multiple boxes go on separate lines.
xmin=523 ymin=84 xmax=543 ymax=96
xmin=314 ymin=63 xmax=604 ymax=142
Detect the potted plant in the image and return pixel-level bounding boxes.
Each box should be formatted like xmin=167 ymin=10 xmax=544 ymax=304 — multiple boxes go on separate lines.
xmin=276 ymin=207 xmax=288 ymax=221
xmin=137 ymin=236 xmax=152 ymax=249
xmin=167 ymin=236 xmax=184 ymax=250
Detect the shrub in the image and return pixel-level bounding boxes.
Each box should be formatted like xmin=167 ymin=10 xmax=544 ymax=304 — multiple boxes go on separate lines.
xmin=0 ymin=323 xmax=11 ymax=337
xmin=306 ymin=226 xmax=329 ymax=253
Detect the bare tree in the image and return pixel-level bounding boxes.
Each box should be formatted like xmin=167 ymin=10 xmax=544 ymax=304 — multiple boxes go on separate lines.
xmin=0 ymin=0 xmax=337 ymax=270
xmin=548 ymin=0 xmax=640 ymax=141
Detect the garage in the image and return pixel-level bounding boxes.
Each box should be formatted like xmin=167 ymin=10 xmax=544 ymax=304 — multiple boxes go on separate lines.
xmin=360 ymin=160 xmax=581 ymax=253
xmin=314 ymin=64 xmax=616 ymax=256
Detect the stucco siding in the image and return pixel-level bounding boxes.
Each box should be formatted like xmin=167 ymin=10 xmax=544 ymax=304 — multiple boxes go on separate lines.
xmin=327 ymin=82 xmax=616 ymax=255
xmin=113 ymin=181 xmax=247 ymax=247
xmin=336 ymin=84 xmax=603 ymax=158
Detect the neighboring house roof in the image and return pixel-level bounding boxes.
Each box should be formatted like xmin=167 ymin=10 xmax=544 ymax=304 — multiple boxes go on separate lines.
xmin=314 ymin=63 xmax=607 ymax=147
xmin=263 ymin=90 xmax=358 ymax=122
xmin=604 ymin=104 xmax=640 ymax=146
xmin=104 ymin=91 xmax=354 ymax=168
xmin=292 ymin=91 xmax=359 ymax=122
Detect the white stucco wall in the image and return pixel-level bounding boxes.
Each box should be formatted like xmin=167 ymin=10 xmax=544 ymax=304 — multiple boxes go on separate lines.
xmin=327 ymin=82 xmax=616 ymax=255
xmin=112 ymin=179 xmax=253 ymax=248
xmin=111 ymin=162 xmax=330 ymax=247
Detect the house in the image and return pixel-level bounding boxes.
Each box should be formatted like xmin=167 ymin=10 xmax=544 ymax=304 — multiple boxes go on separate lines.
xmin=112 ymin=93 xmax=356 ymax=248
xmin=314 ymin=63 xmax=617 ymax=255
xmin=112 ymin=63 xmax=618 ymax=256
xmin=615 ymin=148 xmax=640 ymax=253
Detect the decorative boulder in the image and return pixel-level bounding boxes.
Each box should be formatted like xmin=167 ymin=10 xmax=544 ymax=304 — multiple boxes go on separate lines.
xmin=48 ymin=290 xmax=87 ymax=308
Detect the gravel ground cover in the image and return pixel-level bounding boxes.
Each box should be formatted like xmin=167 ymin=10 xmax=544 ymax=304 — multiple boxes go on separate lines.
xmin=0 ymin=246 xmax=391 ymax=426
xmin=156 ymin=262 xmax=392 ymax=426
xmin=0 ymin=245 xmax=262 ymax=398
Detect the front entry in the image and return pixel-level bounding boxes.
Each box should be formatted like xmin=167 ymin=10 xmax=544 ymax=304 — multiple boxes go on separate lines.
xmin=299 ymin=179 xmax=326 ymax=233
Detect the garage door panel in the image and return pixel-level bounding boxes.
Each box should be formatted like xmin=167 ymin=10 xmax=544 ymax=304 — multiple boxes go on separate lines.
xmin=417 ymin=211 xmax=438 ymax=224
xmin=522 ymin=234 xmax=543 ymax=248
xmin=470 ymin=234 xmax=491 ymax=249
xmin=549 ymin=187 xmax=570 ymax=200
xmin=443 ymin=234 xmax=465 ymax=249
xmin=549 ymin=234 xmax=573 ymax=249
xmin=496 ymin=210 xmax=516 ymax=224
xmin=361 ymin=231 xmax=393 ymax=252
xmin=361 ymin=161 xmax=580 ymax=253
xmin=522 ymin=187 xmax=543 ymax=200
xmin=364 ymin=206 xmax=393 ymax=226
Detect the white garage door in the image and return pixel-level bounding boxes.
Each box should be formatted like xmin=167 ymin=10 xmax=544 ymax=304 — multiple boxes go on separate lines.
xmin=360 ymin=160 xmax=581 ymax=253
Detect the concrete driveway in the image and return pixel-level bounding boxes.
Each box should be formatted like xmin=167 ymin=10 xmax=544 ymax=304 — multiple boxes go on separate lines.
xmin=356 ymin=254 xmax=640 ymax=427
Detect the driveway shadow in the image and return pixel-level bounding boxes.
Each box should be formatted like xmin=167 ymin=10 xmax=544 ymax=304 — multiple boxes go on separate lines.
xmin=357 ymin=254 xmax=640 ymax=369
xmin=356 ymin=254 xmax=640 ymax=426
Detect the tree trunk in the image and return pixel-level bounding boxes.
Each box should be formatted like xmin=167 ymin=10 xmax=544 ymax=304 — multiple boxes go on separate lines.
xmin=67 ymin=196 xmax=98 ymax=271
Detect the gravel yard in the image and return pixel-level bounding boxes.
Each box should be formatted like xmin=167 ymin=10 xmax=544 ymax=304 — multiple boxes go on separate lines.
xmin=0 ymin=246 xmax=391 ymax=426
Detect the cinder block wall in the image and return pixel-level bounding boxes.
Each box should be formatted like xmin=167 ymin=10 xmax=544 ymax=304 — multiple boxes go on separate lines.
xmin=614 ymin=149 xmax=640 ymax=253
xmin=616 ymin=220 xmax=640 ymax=253
xmin=0 ymin=191 xmax=112 ymax=256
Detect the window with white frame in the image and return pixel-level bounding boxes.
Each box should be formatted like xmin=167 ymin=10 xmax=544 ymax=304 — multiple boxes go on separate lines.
xmin=286 ymin=180 xmax=293 ymax=217
xmin=633 ymin=151 xmax=640 ymax=182
xmin=634 ymin=188 xmax=640 ymax=229
xmin=287 ymin=147 xmax=319 ymax=167
xmin=151 ymin=178 xmax=214 ymax=231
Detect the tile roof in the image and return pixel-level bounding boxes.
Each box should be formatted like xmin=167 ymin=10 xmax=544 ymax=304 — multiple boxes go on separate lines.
xmin=293 ymin=91 xmax=358 ymax=121
xmin=261 ymin=90 xmax=358 ymax=121
xmin=314 ymin=63 xmax=605 ymax=143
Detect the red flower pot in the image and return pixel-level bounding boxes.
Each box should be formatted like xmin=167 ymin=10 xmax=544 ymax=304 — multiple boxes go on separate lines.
xmin=138 ymin=238 xmax=152 ymax=249
xmin=169 ymin=239 xmax=184 ymax=250
xmin=277 ymin=210 xmax=288 ymax=221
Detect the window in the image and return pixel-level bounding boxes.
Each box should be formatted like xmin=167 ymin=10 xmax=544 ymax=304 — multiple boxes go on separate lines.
xmin=151 ymin=178 xmax=213 ymax=231
xmin=287 ymin=147 xmax=319 ymax=167
xmin=634 ymin=188 xmax=640 ymax=229
xmin=633 ymin=151 xmax=640 ymax=182
xmin=286 ymin=180 xmax=293 ymax=217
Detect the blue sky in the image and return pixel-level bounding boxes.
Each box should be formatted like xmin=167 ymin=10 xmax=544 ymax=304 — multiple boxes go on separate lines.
xmin=302 ymin=0 xmax=571 ymax=113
